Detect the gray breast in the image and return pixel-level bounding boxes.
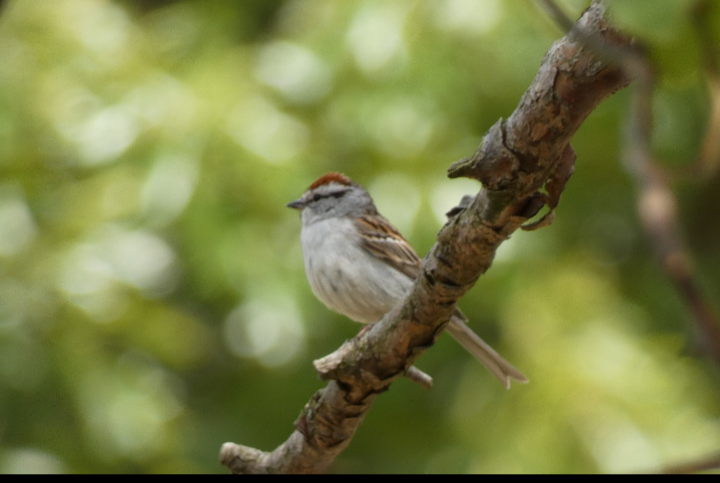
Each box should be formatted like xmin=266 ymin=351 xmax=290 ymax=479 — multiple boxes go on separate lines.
xmin=301 ymin=218 xmax=412 ymax=323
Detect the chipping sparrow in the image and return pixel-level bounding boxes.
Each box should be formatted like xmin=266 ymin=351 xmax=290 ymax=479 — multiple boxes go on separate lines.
xmin=287 ymin=173 xmax=527 ymax=388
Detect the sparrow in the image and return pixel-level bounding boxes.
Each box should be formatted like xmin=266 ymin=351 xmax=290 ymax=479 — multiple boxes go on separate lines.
xmin=288 ymin=172 xmax=527 ymax=388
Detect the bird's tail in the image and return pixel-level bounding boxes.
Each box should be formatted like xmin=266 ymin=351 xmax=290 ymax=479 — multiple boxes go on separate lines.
xmin=446 ymin=315 xmax=528 ymax=389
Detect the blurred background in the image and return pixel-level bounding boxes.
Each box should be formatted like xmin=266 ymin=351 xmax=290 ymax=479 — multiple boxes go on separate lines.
xmin=0 ymin=0 xmax=719 ymax=474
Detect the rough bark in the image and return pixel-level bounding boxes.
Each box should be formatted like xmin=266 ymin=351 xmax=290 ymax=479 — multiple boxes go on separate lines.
xmin=220 ymin=1 xmax=632 ymax=474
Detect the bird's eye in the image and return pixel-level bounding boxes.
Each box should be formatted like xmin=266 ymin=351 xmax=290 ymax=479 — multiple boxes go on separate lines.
xmin=312 ymin=194 xmax=322 ymax=202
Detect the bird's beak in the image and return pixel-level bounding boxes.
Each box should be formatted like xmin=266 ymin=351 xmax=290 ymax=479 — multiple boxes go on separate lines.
xmin=286 ymin=198 xmax=306 ymax=210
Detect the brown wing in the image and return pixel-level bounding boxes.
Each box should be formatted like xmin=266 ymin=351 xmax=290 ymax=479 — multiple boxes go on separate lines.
xmin=354 ymin=214 xmax=421 ymax=280
xmin=356 ymin=213 xmax=470 ymax=323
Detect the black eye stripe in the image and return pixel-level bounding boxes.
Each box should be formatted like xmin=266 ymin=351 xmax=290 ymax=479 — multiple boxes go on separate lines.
xmin=311 ymin=189 xmax=349 ymax=202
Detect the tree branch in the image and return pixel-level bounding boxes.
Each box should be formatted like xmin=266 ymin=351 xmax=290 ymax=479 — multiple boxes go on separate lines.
xmin=220 ymin=1 xmax=632 ymax=474
xmin=655 ymin=451 xmax=720 ymax=475
xmin=691 ymin=0 xmax=720 ymax=176
xmin=542 ymin=0 xmax=720 ymax=368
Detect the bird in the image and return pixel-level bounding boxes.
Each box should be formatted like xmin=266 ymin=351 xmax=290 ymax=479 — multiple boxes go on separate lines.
xmin=287 ymin=172 xmax=527 ymax=388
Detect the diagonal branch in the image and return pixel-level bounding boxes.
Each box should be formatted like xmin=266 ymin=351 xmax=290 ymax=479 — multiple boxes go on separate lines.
xmin=219 ymin=1 xmax=632 ymax=474
xmin=691 ymin=0 xmax=720 ymax=176
xmin=655 ymin=451 xmax=720 ymax=475
xmin=542 ymin=0 xmax=720 ymax=367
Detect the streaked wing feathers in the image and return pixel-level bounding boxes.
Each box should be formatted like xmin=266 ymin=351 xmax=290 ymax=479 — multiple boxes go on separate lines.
xmin=354 ymin=214 xmax=421 ymax=280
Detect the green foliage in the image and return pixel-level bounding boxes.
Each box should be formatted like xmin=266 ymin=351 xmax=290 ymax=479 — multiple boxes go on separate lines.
xmin=0 ymin=0 xmax=718 ymax=474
